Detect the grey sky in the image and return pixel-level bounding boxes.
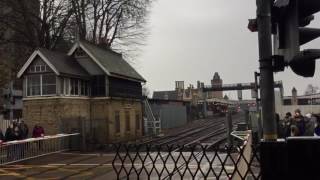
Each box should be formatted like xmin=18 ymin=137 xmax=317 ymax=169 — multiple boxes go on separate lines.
xmin=136 ymin=0 xmax=320 ymax=99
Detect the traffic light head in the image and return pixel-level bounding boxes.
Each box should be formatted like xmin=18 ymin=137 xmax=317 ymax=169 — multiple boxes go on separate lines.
xmin=273 ymin=0 xmax=320 ymax=77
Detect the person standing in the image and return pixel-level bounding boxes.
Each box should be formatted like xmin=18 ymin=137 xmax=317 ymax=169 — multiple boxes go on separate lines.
xmin=304 ymin=113 xmax=314 ymax=136
xmin=5 ymin=123 xmax=21 ymax=161
xmin=5 ymin=123 xmax=16 ymax=142
xmin=32 ymin=124 xmax=45 ymax=151
xmin=292 ymin=109 xmax=305 ymax=136
xmin=283 ymin=112 xmax=293 ymax=137
xmin=314 ymin=115 xmax=320 ymax=136
xmin=19 ymin=121 xmax=29 ymax=139
xmin=32 ymin=124 xmax=44 ymax=138
xmin=0 ymin=129 xmax=4 ymax=143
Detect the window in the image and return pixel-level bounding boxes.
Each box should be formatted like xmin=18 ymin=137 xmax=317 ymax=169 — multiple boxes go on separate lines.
xmin=85 ymin=82 xmax=89 ymax=96
xmin=80 ymin=81 xmax=85 ymax=96
xmin=115 ymin=111 xmax=120 ymax=133
xmin=64 ymin=78 xmax=70 ymax=95
xmin=80 ymin=80 xmax=89 ymax=96
xmin=125 ymin=111 xmax=130 ymax=131
xmin=135 ymin=112 xmax=140 ymax=130
xmin=60 ymin=78 xmax=89 ymax=96
xmin=42 ymin=74 xmax=56 ymax=95
xmin=75 ymin=48 xmax=87 ymax=57
xmin=35 ymin=65 xmax=41 ymax=72
xmin=27 ymin=75 xmax=41 ymax=96
xmin=60 ymin=78 xmax=64 ymax=95
xmin=41 ymin=65 xmax=46 ymax=72
xmin=70 ymin=79 xmax=79 ymax=95
xmin=26 ymin=74 xmax=56 ymax=96
xmin=28 ymin=62 xmax=48 ymax=73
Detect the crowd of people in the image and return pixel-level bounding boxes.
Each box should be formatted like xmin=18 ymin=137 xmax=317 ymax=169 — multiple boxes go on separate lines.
xmin=278 ymin=109 xmax=320 ymax=137
xmin=0 ymin=121 xmax=45 ymax=143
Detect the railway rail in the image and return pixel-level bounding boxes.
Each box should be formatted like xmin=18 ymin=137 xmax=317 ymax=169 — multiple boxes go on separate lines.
xmin=140 ymin=112 xmax=245 ymax=147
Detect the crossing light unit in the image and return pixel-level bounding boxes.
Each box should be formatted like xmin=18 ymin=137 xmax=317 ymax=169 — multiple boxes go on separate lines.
xmin=273 ymin=0 xmax=320 ymax=77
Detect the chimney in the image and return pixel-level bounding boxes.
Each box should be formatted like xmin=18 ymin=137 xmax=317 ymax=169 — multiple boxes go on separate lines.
xmin=292 ymin=87 xmax=298 ymax=105
xmin=175 ymin=81 xmax=184 ymax=91
xmin=197 ymin=81 xmax=201 ymax=89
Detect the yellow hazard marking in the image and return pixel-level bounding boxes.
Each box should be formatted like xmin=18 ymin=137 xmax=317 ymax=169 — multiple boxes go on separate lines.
xmin=0 ymin=164 xmax=99 ymax=179
xmin=263 ymin=133 xmax=278 ymax=140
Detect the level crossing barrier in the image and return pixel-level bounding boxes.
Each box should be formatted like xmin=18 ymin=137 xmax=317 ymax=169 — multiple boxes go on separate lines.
xmin=0 ymin=133 xmax=80 ymax=165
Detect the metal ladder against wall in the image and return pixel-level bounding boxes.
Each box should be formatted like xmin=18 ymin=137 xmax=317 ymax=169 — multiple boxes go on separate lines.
xmin=143 ymin=99 xmax=161 ymax=135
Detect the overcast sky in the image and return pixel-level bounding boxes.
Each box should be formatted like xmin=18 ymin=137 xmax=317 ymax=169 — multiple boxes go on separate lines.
xmin=136 ymin=0 xmax=320 ymax=99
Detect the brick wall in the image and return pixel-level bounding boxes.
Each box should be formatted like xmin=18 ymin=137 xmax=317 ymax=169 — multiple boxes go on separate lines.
xmin=23 ymin=98 xmax=90 ymax=136
xmin=107 ymin=98 xmax=143 ymax=142
xmin=23 ymin=97 xmax=143 ymax=144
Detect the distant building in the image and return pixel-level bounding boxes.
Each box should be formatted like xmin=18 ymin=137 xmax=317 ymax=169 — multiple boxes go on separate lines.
xmin=143 ymin=99 xmax=188 ymax=135
xmin=208 ymin=72 xmax=223 ymax=99
xmin=17 ymin=40 xmax=146 ymax=144
xmin=275 ymin=87 xmax=320 ymax=117
xmin=281 ymin=87 xmax=320 ymax=106
xmin=153 ymin=72 xmax=223 ymax=104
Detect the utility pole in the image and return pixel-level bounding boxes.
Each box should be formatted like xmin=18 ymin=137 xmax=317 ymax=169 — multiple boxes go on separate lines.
xmin=256 ymin=0 xmax=277 ymax=140
xmin=226 ymin=111 xmax=233 ymax=147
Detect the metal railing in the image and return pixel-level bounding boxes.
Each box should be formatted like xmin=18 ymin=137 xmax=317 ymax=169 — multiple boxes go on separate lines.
xmin=0 ymin=133 xmax=80 ymax=165
xmin=112 ymin=133 xmax=261 ymax=179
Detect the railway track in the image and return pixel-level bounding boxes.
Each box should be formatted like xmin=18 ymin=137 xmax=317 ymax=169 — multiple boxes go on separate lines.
xmin=160 ymin=114 xmax=246 ymax=179
xmin=138 ymin=118 xmax=219 ymax=145
xmin=141 ymin=112 xmax=245 ymax=147
xmin=116 ymin=113 xmax=246 ymax=180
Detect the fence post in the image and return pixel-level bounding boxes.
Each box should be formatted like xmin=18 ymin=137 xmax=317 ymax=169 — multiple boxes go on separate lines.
xmin=226 ymin=111 xmax=233 ymax=147
xmin=81 ymin=117 xmax=87 ymax=152
xmin=244 ymin=110 xmax=250 ymax=129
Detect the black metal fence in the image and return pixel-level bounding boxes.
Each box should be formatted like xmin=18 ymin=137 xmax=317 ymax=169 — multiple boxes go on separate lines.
xmin=112 ymin=143 xmax=260 ymax=180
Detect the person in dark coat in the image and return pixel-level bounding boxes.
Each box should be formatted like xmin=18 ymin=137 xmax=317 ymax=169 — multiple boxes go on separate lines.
xmin=32 ymin=124 xmax=45 ymax=138
xmin=314 ymin=115 xmax=320 ymax=136
xmin=19 ymin=121 xmax=29 ymax=139
xmin=275 ymin=113 xmax=284 ymax=138
xmin=5 ymin=123 xmax=16 ymax=142
xmin=5 ymin=123 xmax=22 ymax=160
xmin=292 ymin=109 xmax=305 ymax=136
xmin=32 ymin=124 xmax=45 ymax=150
xmin=0 ymin=129 xmax=4 ymax=142
xmin=283 ymin=112 xmax=293 ymax=137
xmin=13 ymin=126 xmax=22 ymax=140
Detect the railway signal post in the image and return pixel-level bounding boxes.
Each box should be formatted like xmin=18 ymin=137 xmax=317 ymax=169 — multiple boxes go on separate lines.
xmin=256 ymin=0 xmax=277 ymax=141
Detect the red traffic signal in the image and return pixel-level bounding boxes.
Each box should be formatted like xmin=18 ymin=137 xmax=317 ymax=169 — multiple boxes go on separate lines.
xmin=248 ymin=19 xmax=258 ymax=32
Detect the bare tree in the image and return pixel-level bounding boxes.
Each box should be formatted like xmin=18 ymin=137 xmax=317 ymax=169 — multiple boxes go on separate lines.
xmin=0 ymin=0 xmax=152 ymax=87
xmin=0 ymin=0 xmax=74 ymax=50
xmin=70 ymin=0 xmax=152 ymax=60
xmin=0 ymin=0 xmax=74 ymax=87
xmin=305 ymin=84 xmax=319 ymax=95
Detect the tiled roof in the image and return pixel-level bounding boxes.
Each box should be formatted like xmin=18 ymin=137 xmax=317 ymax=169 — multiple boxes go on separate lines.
xmin=80 ymin=41 xmax=146 ymax=82
xmin=39 ymin=48 xmax=89 ymax=77
xmin=153 ymin=91 xmax=179 ymax=100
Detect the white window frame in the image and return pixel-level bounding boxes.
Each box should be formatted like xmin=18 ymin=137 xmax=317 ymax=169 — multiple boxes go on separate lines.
xmin=26 ymin=74 xmax=57 ymax=97
xmin=63 ymin=78 xmax=70 ymax=96
xmin=41 ymin=74 xmax=56 ymax=96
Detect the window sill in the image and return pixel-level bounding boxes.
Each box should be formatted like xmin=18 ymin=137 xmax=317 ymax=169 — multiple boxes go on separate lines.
xmin=23 ymin=96 xmax=91 ymax=100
